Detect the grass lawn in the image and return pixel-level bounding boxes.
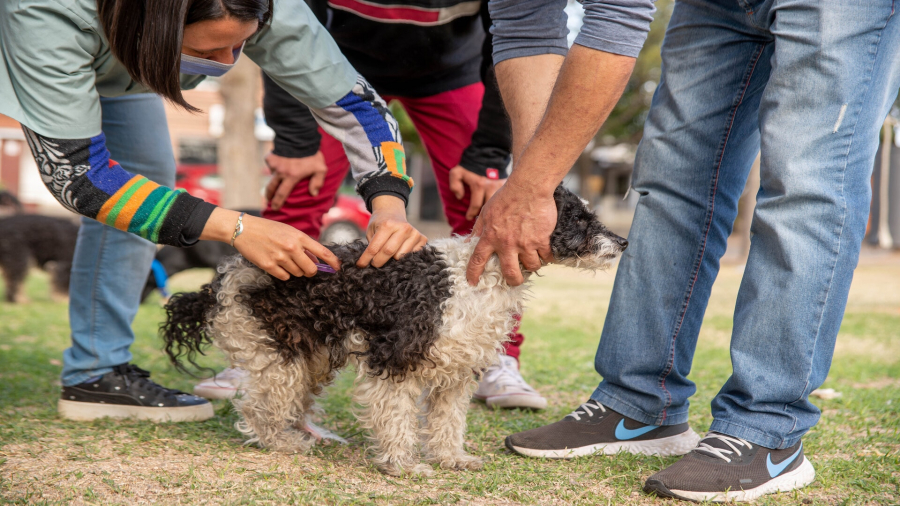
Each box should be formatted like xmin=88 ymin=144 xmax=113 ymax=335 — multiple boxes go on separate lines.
xmin=1 ymin=256 xmax=898 ymax=505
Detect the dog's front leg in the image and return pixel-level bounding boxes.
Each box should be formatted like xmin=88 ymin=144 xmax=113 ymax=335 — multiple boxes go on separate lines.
xmin=355 ymin=371 xmax=432 ymax=477
xmin=421 ymin=372 xmax=483 ymax=471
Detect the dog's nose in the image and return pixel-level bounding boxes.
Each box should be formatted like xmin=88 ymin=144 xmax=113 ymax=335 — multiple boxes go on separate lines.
xmin=615 ymin=236 xmax=628 ymax=250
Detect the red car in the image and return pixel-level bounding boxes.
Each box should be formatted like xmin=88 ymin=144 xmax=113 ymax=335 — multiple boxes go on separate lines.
xmin=175 ymin=164 xmax=370 ymax=244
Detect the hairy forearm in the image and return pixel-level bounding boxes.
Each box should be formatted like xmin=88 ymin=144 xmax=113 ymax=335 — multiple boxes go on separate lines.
xmin=495 ymin=54 xmax=564 ymax=160
xmin=502 ymin=45 xmax=636 ymax=196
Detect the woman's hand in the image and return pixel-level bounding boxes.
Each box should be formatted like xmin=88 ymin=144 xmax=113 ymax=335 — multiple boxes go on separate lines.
xmin=357 ymin=195 xmax=427 ymax=268
xmin=201 ymin=208 xmax=340 ymax=281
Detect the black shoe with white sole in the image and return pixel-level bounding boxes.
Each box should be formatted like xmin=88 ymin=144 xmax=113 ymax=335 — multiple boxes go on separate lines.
xmin=505 ymin=399 xmax=701 ymax=459
xmin=59 ymin=363 xmax=214 ymax=422
xmin=643 ymin=433 xmax=816 ymax=502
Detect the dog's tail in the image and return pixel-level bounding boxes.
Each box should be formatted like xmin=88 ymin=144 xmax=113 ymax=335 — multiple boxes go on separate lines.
xmin=160 ymin=284 xmax=217 ymax=374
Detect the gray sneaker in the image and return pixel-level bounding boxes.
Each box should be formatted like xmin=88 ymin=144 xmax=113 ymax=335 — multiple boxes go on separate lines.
xmin=644 ymin=433 xmax=816 ymax=502
xmin=505 ymin=399 xmax=700 ymax=458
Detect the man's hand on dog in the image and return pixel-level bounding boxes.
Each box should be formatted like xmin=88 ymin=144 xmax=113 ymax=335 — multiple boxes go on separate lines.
xmin=448 ymin=165 xmax=505 ymax=221
xmin=466 ymin=180 xmax=556 ymax=287
xmin=358 ymin=195 xmax=428 ymax=268
xmin=264 ymin=151 xmax=328 ymax=210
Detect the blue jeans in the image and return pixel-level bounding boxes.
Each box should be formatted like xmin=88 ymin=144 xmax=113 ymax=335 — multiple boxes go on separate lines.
xmin=61 ymin=95 xmax=176 ymax=386
xmin=592 ymin=0 xmax=900 ymax=449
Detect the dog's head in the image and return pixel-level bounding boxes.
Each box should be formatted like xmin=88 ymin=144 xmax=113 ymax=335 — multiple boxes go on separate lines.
xmin=549 ymin=185 xmax=627 ymax=270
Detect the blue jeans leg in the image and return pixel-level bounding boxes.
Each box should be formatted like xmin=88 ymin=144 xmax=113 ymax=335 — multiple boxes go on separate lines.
xmin=710 ymin=0 xmax=900 ymax=449
xmin=592 ymin=0 xmax=900 ymax=448
xmin=61 ymin=95 xmax=176 ymax=386
xmin=592 ymin=0 xmax=774 ymax=426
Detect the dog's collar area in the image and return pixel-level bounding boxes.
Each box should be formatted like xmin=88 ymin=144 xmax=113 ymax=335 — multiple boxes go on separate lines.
xmin=315 ymin=262 xmax=336 ymax=274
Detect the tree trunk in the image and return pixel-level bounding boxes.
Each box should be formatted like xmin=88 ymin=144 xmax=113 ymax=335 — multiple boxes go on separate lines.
xmin=217 ymin=57 xmax=261 ymax=210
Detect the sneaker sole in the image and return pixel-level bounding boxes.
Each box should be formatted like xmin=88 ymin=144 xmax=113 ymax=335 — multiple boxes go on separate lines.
xmin=506 ymin=428 xmax=701 ymax=459
xmin=477 ymin=393 xmax=548 ymax=410
xmin=194 ymin=385 xmax=241 ymax=400
xmin=646 ymin=457 xmax=816 ymax=503
xmin=58 ymin=399 xmax=215 ymax=422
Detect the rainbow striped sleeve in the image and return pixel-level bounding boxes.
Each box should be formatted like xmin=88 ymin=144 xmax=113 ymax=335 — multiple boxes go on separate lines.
xmin=22 ymin=127 xmax=215 ymax=246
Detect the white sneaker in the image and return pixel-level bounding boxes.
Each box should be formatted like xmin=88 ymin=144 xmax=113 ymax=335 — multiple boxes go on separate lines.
xmin=193 ymin=367 xmax=249 ymax=400
xmin=474 ymin=355 xmax=547 ymax=409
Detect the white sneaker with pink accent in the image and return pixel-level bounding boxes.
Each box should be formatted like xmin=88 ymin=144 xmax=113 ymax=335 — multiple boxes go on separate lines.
xmin=474 ymin=355 xmax=547 ymax=410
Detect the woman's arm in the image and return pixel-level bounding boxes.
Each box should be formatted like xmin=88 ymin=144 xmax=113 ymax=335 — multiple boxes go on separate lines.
xmin=22 ymin=127 xmax=213 ymax=246
xmin=21 ymin=126 xmax=340 ymax=279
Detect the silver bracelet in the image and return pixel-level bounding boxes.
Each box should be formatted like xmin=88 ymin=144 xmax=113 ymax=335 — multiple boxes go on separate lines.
xmin=230 ymin=212 xmax=245 ymax=247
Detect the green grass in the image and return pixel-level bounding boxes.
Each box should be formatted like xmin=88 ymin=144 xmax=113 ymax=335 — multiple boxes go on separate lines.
xmin=1 ymin=261 xmax=899 ymax=505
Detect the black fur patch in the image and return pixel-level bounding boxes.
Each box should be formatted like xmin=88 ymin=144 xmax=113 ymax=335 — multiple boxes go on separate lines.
xmin=550 ymin=186 xmax=625 ymax=261
xmin=238 ymin=241 xmax=452 ymax=379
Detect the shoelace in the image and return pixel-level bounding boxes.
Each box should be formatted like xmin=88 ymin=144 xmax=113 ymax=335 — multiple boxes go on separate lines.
xmin=482 ymin=357 xmax=534 ymax=392
xmin=113 ymin=363 xmax=182 ymax=397
xmin=568 ymin=400 xmax=607 ymax=421
xmin=694 ymin=433 xmax=753 ymax=463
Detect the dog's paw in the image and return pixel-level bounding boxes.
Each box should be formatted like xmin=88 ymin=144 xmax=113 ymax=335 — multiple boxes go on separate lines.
xmin=378 ymin=462 xmax=434 ymax=477
xmin=434 ymin=454 xmax=484 ymax=471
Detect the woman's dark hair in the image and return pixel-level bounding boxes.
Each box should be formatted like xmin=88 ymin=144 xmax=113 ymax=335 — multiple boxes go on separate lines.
xmin=98 ymin=0 xmax=272 ymax=112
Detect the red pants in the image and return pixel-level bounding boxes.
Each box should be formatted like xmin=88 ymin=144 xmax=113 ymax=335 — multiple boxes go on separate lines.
xmin=264 ymin=83 xmax=523 ymax=360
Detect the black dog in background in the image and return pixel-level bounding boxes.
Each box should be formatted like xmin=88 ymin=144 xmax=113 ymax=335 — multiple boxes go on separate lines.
xmin=0 ymin=213 xmax=79 ymax=302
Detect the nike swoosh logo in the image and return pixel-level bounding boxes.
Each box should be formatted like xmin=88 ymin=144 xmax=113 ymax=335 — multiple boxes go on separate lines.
xmin=615 ymin=419 xmax=658 ymax=440
xmin=766 ymin=443 xmax=803 ymax=478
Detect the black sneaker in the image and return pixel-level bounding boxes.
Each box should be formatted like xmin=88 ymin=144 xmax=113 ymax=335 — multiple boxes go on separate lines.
xmin=58 ymin=363 xmax=214 ymax=422
xmin=644 ymin=432 xmax=816 ymax=502
xmin=505 ymin=399 xmax=700 ymax=458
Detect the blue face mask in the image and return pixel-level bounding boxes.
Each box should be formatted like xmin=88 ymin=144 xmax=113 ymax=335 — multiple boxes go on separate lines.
xmin=179 ymin=43 xmax=245 ymax=77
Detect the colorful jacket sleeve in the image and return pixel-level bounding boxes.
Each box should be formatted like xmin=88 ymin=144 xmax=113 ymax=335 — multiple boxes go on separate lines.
xmin=21 ymin=126 xmax=215 ymax=247
xmin=307 ymin=76 xmax=413 ymax=212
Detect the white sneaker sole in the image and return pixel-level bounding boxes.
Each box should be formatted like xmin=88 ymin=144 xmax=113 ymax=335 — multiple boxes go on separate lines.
xmin=508 ymin=428 xmax=701 ymax=459
xmin=667 ymin=457 xmax=816 ymax=502
xmin=476 ymin=393 xmax=548 ymax=410
xmin=58 ymin=399 xmax=215 ymax=422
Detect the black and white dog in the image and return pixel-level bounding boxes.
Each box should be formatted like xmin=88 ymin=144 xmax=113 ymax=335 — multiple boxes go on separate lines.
xmin=161 ymin=186 xmax=627 ymax=476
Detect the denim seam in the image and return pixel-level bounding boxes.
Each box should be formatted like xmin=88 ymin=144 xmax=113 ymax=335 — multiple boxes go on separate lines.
xmin=709 ymin=419 xmax=798 ymax=449
xmin=657 ymin=41 xmax=769 ymax=423
xmin=592 ymin=386 xmax=690 ymax=426
xmin=86 ymin=223 xmax=109 ymax=375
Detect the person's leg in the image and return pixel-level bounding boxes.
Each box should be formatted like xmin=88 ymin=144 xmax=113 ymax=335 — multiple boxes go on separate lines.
xmin=62 ymin=94 xmax=177 ymax=386
xmin=590 ymin=0 xmax=772 ymax=426
xmin=393 ymin=84 xmax=483 ymax=237
xmin=709 ymin=0 xmax=900 ymax=449
xmin=262 ymin=129 xmax=352 ymax=239
xmin=506 ymin=0 xmax=771 ymax=457
xmin=644 ymin=1 xmax=900 ymax=501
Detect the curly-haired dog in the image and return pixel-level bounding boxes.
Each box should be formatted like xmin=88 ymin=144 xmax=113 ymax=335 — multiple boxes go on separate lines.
xmin=161 ymin=186 xmax=628 ymax=476
xmin=0 ymin=214 xmax=79 ymax=303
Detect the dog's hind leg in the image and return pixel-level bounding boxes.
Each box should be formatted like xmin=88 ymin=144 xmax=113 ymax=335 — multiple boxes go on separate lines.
xmin=232 ymin=354 xmax=318 ymax=453
xmin=421 ymin=371 xmax=483 ymax=471
xmin=355 ymin=367 xmax=432 ymax=477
